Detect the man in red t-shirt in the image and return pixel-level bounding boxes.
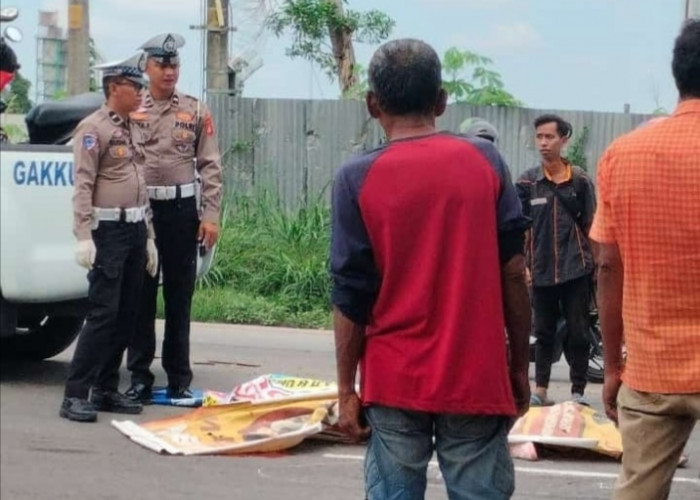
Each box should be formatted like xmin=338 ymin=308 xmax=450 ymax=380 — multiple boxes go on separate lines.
xmin=330 ymin=38 xmax=531 ymax=500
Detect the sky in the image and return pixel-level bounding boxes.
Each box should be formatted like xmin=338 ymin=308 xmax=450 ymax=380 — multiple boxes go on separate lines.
xmin=6 ymin=0 xmax=688 ymax=114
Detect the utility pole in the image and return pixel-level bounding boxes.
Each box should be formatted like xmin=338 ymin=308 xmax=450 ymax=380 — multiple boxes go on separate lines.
xmin=686 ymin=0 xmax=700 ymax=19
xmin=67 ymin=0 xmax=90 ymax=95
xmin=206 ymin=0 xmax=231 ymax=94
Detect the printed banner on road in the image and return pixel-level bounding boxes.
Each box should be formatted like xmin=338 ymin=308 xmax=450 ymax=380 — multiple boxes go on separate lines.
xmin=508 ymin=401 xmax=622 ymax=459
xmin=202 ymin=374 xmax=338 ymax=406
xmin=113 ymin=374 xmax=342 ymax=455
xmin=112 ymin=395 xmax=338 ymax=456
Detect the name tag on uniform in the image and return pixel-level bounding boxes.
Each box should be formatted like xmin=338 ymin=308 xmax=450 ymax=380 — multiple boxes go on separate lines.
xmin=530 ymin=197 xmax=547 ymax=206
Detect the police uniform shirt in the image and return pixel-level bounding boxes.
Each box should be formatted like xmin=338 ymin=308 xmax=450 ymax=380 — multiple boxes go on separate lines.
xmin=72 ymin=105 xmax=153 ymax=240
xmin=130 ymin=90 xmax=222 ymax=224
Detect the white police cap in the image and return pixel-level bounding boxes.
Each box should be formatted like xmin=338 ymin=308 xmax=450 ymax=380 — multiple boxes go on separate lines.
xmin=94 ymin=52 xmax=147 ymax=87
xmin=138 ymin=33 xmax=185 ymax=64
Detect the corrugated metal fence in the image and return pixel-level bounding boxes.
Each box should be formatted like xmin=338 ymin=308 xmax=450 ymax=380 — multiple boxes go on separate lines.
xmin=208 ymin=96 xmax=653 ymax=207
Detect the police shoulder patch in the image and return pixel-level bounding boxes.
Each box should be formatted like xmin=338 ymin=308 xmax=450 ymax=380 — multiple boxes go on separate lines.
xmin=204 ymin=113 xmax=215 ymax=136
xmin=82 ymin=133 xmax=98 ymax=151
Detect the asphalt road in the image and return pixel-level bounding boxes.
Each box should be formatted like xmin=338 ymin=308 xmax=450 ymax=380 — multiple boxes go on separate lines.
xmin=1 ymin=322 xmax=698 ymax=500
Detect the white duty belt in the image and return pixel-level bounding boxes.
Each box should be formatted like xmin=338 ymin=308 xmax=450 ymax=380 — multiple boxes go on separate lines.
xmin=92 ymin=205 xmax=148 ymax=225
xmin=147 ymin=182 xmax=196 ymax=201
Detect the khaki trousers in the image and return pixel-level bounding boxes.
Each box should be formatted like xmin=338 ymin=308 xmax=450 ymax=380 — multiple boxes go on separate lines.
xmin=613 ymin=384 xmax=700 ymax=500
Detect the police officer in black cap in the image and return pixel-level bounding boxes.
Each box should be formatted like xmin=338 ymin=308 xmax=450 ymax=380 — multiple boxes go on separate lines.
xmin=125 ymin=33 xmax=222 ymax=403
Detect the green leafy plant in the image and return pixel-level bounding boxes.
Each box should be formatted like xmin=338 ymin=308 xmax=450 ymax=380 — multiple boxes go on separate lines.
xmin=342 ymin=62 xmax=369 ymax=100
xmin=441 ymin=47 xmax=522 ymax=107
xmin=1 ymin=124 xmax=28 ymax=143
xmin=5 ymin=72 xmax=33 ymax=113
xmin=566 ymin=125 xmax=590 ymax=171
xmin=229 ymin=139 xmax=255 ymax=154
xmin=51 ymin=89 xmax=69 ymax=101
xmin=183 ymin=190 xmax=333 ymax=329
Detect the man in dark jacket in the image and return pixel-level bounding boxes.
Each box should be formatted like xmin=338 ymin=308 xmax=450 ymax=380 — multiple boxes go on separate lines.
xmin=517 ymin=114 xmax=596 ymax=407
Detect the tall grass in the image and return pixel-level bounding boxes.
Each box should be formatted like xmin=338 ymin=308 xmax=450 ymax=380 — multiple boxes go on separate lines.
xmin=191 ymin=190 xmax=333 ymax=328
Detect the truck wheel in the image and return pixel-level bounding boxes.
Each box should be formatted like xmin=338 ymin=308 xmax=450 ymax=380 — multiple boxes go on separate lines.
xmin=1 ymin=316 xmax=83 ymax=361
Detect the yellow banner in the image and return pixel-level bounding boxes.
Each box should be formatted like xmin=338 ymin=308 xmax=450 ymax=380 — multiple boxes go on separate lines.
xmin=204 ymin=374 xmax=338 ymax=406
xmin=113 ymin=395 xmax=338 ymax=456
xmin=509 ymin=401 xmax=622 ymax=458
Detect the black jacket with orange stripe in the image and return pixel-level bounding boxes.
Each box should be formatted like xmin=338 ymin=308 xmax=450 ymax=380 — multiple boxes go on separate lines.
xmin=516 ymin=163 xmax=596 ymax=287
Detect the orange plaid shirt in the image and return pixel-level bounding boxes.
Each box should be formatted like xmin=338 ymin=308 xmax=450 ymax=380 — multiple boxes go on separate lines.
xmin=590 ymin=99 xmax=700 ymax=394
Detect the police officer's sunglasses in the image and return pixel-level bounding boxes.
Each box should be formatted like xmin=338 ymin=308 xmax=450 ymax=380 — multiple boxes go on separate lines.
xmin=115 ymin=79 xmax=144 ymax=92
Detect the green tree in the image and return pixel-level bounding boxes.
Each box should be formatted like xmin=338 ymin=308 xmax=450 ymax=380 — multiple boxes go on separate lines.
xmin=342 ymin=62 xmax=369 ymax=99
xmin=5 ymin=72 xmax=33 ymax=113
xmin=441 ymin=47 xmax=522 ymax=107
xmin=267 ymin=0 xmax=394 ymax=94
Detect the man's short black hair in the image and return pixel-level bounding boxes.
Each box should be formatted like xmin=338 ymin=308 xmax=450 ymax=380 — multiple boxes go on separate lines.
xmin=534 ymin=113 xmax=572 ymax=138
xmin=672 ymin=19 xmax=700 ymax=99
xmin=368 ymin=38 xmax=442 ymax=116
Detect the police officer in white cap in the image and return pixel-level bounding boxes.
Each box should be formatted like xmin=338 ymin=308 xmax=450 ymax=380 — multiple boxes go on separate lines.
xmin=60 ymin=53 xmax=158 ymax=422
xmin=125 ymin=33 xmax=222 ymax=403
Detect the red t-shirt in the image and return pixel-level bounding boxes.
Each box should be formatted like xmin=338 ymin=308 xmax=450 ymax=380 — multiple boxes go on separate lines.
xmin=331 ymin=133 xmax=528 ymax=415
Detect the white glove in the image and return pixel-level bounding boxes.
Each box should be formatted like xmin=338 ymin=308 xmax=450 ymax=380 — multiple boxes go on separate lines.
xmin=146 ymin=238 xmax=158 ymax=278
xmin=75 ymin=239 xmax=96 ymax=270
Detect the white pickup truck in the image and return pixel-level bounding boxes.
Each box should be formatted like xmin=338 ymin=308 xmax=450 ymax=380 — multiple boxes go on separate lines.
xmin=0 ymin=93 xmax=213 ymax=360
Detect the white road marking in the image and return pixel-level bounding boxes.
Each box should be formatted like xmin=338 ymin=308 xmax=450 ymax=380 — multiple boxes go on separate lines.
xmin=322 ymin=453 xmax=700 ymax=486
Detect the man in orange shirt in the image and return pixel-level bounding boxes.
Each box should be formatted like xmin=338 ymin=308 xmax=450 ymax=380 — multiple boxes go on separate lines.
xmin=591 ymin=19 xmax=700 ymax=500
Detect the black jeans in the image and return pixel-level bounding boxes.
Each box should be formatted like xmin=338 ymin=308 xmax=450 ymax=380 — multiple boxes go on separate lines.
xmin=64 ymin=221 xmax=147 ymax=399
xmin=127 ymin=197 xmax=198 ymax=389
xmin=532 ymin=275 xmax=591 ymax=395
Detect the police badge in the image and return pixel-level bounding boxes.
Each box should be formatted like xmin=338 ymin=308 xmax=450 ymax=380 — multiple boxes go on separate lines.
xmin=137 ymin=53 xmax=147 ymax=72
xmin=163 ymin=34 xmax=176 ymax=53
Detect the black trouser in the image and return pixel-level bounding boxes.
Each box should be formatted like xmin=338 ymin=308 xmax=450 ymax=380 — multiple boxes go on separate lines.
xmin=533 ymin=275 xmax=591 ymax=395
xmin=64 ymin=221 xmax=147 ymax=399
xmin=127 ymin=196 xmax=198 ymax=389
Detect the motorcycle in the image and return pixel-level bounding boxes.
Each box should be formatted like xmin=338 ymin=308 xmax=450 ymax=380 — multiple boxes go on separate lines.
xmin=528 ymin=284 xmax=604 ymax=384
xmin=0 ymin=6 xmax=22 ymax=142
